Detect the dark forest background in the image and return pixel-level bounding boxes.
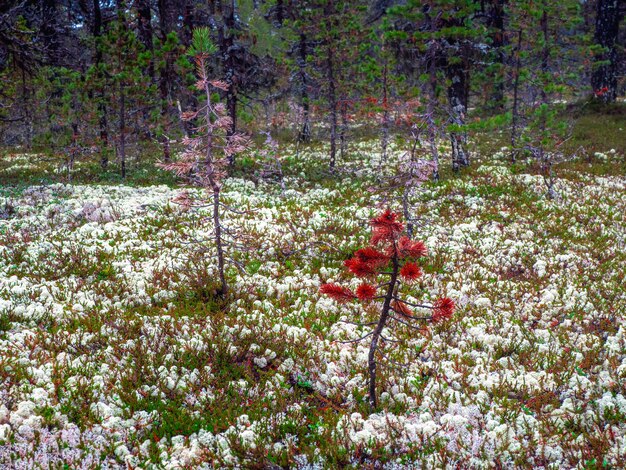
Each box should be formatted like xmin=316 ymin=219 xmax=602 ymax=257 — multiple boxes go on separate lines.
xmin=1 ymin=0 xmax=625 ymax=180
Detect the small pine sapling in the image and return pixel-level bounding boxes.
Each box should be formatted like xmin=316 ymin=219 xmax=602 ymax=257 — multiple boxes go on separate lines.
xmin=158 ymin=28 xmax=249 ymax=296
xmin=320 ymin=210 xmax=454 ymax=412
xmin=398 ymin=123 xmax=438 ymax=237
xmin=373 ymin=121 xmax=437 ymax=238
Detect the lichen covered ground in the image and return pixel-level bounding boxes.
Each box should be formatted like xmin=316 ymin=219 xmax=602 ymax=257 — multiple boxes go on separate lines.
xmin=0 ymin=144 xmax=625 ymax=468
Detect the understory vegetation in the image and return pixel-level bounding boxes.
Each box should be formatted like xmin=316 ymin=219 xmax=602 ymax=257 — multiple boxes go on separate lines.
xmin=1 ymin=137 xmax=625 ymax=468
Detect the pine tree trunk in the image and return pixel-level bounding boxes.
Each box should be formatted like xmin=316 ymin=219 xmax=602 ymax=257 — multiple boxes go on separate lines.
xmin=427 ymin=44 xmax=440 ymax=182
xmin=298 ymin=34 xmax=311 ymax=143
xmin=203 ymin=77 xmax=228 ymax=297
xmin=540 ymin=7 xmax=556 ymax=199
xmin=510 ymin=29 xmax=523 ymax=161
xmin=211 ymin=185 xmax=227 ymax=296
xmin=119 ymin=83 xmax=126 ymax=179
xmin=591 ymin=0 xmax=622 ymax=102
xmin=117 ymin=0 xmax=127 ymax=178
xmin=227 ymin=91 xmax=237 ymax=137
xmin=158 ymin=0 xmax=174 ymax=163
xmin=339 ymin=100 xmax=348 ymax=161
xmin=488 ymin=0 xmax=506 ymax=112
xmin=447 ymin=61 xmax=469 ymax=172
xmin=42 ymin=0 xmax=59 ymax=64
xmin=327 ymin=44 xmax=337 ymax=171
xmin=93 ymin=0 xmax=109 ymax=170
xmin=368 ymin=255 xmax=399 ymax=412
xmin=540 ymin=9 xmax=549 ymax=107
xmin=136 ymin=0 xmax=154 ymax=80
xmin=68 ymin=88 xmax=80 ymax=179
xmin=380 ymin=57 xmax=390 ymax=169
xmin=218 ymin=0 xmax=238 ymax=165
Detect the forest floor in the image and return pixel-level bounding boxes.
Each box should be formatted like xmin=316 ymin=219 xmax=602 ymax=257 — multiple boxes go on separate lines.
xmin=0 ymin=133 xmax=625 ymax=467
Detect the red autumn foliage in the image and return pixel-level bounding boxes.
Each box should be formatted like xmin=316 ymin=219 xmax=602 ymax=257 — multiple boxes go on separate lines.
xmin=344 ymin=247 xmax=389 ymax=277
xmin=400 ymin=262 xmax=422 ymax=282
xmin=320 ymin=209 xmax=455 ymax=323
xmin=320 ymin=283 xmax=355 ymax=303
xmin=370 ymin=209 xmax=404 ymax=245
xmin=397 ymin=237 xmax=428 ymax=258
xmin=344 ymin=258 xmax=378 ymax=277
xmin=433 ymin=297 xmax=455 ymax=322
xmin=356 ymin=283 xmax=377 ymax=301
xmin=354 ymin=247 xmax=389 ymax=267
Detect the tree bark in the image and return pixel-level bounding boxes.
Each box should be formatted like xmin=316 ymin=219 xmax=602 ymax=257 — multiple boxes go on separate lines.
xmin=120 ymin=81 xmax=126 ymax=179
xmin=216 ymin=0 xmax=238 ymax=165
xmin=488 ymin=0 xmax=506 ymax=112
xmin=510 ymin=29 xmax=523 ymax=161
xmin=327 ymin=42 xmax=338 ymax=171
xmin=591 ymin=0 xmax=623 ymax=102
xmin=427 ymin=41 xmax=440 ymax=182
xmin=203 ymin=75 xmax=228 ymax=297
xmin=41 ymin=0 xmax=60 ymax=64
xmin=117 ymin=0 xmax=127 ymax=178
xmin=93 ymin=0 xmax=109 ymax=170
xmin=447 ymin=59 xmax=469 ymax=172
xmin=298 ymin=33 xmax=311 ymax=143
xmin=158 ymin=0 xmax=175 ymax=162
xmin=380 ymin=55 xmax=390 ymax=169
xmin=339 ymin=100 xmax=348 ymax=161
xmin=368 ymin=254 xmax=399 ymax=412
xmin=136 ymin=0 xmax=154 ymax=80
xmin=539 ymin=7 xmax=556 ymax=199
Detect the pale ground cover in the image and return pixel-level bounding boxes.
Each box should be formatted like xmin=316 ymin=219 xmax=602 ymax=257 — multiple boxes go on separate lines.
xmin=0 ymin=142 xmax=625 ymax=468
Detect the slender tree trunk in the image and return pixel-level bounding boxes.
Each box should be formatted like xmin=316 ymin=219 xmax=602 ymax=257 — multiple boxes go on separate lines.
xmin=426 ymin=33 xmax=440 ymax=181
xmin=176 ymin=1 xmax=197 ymax=138
xmin=41 ymin=0 xmax=60 ymax=65
xmin=324 ymin=0 xmax=338 ymax=170
xmin=159 ymin=82 xmax=171 ymax=163
xmin=298 ymin=33 xmax=311 ymax=143
xmin=136 ymin=0 xmax=154 ymax=80
xmin=327 ymin=43 xmax=338 ymax=171
xmin=217 ymin=0 xmax=238 ymax=165
xmin=540 ymin=7 xmax=556 ymax=199
xmin=380 ymin=56 xmax=390 ymax=169
xmin=119 ymin=81 xmax=126 ymax=179
xmin=20 ymin=69 xmax=33 ymax=149
xmin=591 ymin=0 xmax=623 ymax=102
xmin=68 ymin=117 xmax=79 ymax=181
xmin=227 ymin=92 xmax=237 ymax=137
xmin=403 ymin=131 xmax=420 ymax=237
xmin=339 ymin=100 xmax=348 ymax=161
xmin=488 ymin=0 xmax=506 ymax=112
xmin=447 ymin=60 xmax=469 ymax=172
xmin=117 ymin=0 xmax=127 ymax=178
xmin=136 ymin=0 xmax=155 ymax=141
xmin=540 ymin=9 xmax=549 ymax=108
xmin=510 ymin=29 xmax=523 ymax=161
xmin=203 ymin=78 xmax=228 ymax=297
xmin=402 ymin=191 xmax=412 ymax=238
xmin=181 ymin=0 xmax=194 ymax=46
xmin=211 ymin=186 xmax=227 ymax=296
xmin=93 ymin=0 xmax=109 ymax=170
xmin=368 ymin=254 xmax=399 ymax=412
xmin=225 ymin=0 xmax=236 ymax=135
xmin=158 ymin=0 xmax=174 ymax=162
